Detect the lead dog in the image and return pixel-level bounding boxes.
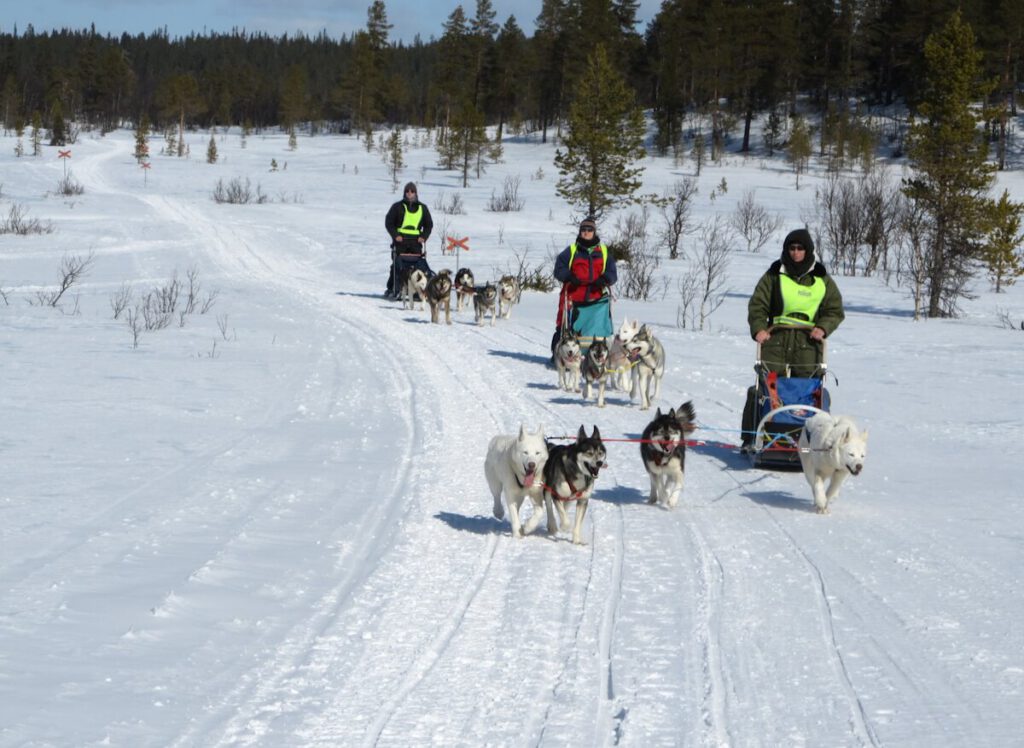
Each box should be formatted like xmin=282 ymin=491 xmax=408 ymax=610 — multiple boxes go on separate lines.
xmin=798 ymin=412 xmax=869 ymax=514
xmin=580 ymin=337 xmax=610 ymax=407
xmin=555 ymin=331 xmax=582 ymax=393
xmin=426 ymin=269 xmax=453 ymax=324
xmin=640 ymin=401 xmax=697 ymax=509
xmin=486 ymin=425 xmax=553 ymax=538
xmin=474 ymin=282 xmax=498 ymax=326
xmin=543 ymin=426 xmax=606 ymax=545
xmin=498 ymin=275 xmax=520 ymax=319
xmin=454 ymin=268 xmax=475 ymax=311
xmin=401 ymin=267 xmax=428 ymax=311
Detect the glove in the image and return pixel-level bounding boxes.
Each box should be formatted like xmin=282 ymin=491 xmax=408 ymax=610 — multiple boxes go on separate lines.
xmin=567 ymin=278 xmax=582 ymax=291
xmin=591 ymin=275 xmax=608 ymax=290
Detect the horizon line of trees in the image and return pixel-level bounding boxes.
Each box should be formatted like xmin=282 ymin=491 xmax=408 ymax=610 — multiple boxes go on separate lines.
xmin=1 ymin=0 xmax=1021 ymax=167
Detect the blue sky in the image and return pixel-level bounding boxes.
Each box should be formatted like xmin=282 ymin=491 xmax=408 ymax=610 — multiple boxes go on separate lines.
xmin=5 ymin=0 xmax=660 ymax=44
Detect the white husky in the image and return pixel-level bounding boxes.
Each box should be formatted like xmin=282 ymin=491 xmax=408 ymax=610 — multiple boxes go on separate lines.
xmin=798 ymin=413 xmax=869 ymax=514
xmin=485 ymin=425 xmax=554 ymax=538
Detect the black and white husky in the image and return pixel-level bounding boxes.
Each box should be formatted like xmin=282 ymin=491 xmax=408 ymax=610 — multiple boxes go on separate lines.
xmin=454 ymin=268 xmax=475 ymax=311
xmin=474 ymin=282 xmax=498 ymax=326
xmin=401 ymin=267 xmax=428 ymax=311
xmin=543 ymin=426 xmax=606 ymax=545
xmin=486 ymin=425 xmax=553 ymax=538
xmin=426 ymin=269 xmax=453 ymax=325
xmin=640 ymin=401 xmax=697 ymax=509
xmin=555 ymin=331 xmax=582 ymax=393
xmin=581 ymin=337 xmax=610 ymax=407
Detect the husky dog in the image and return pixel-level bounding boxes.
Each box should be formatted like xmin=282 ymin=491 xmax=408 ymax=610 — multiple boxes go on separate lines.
xmin=610 ymin=318 xmax=641 ymax=392
xmin=474 ymin=282 xmax=498 ymax=326
xmin=798 ymin=413 xmax=869 ymax=514
xmin=486 ymin=425 xmax=554 ymax=538
xmin=555 ymin=331 xmax=583 ymax=392
xmin=625 ymin=324 xmax=666 ymax=410
xmin=426 ymin=269 xmax=453 ymax=325
xmin=454 ymin=268 xmax=475 ymax=311
xmin=498 ymin=275 xmax=521 ymax=319
xmin=640 ymin=401 xmax=697 ymax=509
xmin=543 ymin=426 xmax=606 ymax=545
xmin=401 ymin=268 xmax=429 ymax=311
xmin=581 ymin=337 xmax=610 ymax=407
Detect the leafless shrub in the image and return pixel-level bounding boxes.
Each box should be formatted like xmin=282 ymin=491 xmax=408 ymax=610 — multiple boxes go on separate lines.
xmin=126 ymin=305 xmax=143 ymax=348
xmin=503 ymin=247 xmax=555 ymax=293
xmin=615 ymin=207 xmax=660 ymax=301
xmin=212 ymin=177 xmax=267 ymax=204
xmin=200 ymin=289 xmax=219 ymax=314
xmin=30 ymin=251 xmax=95 ymax=307
xmin=814 ymin=173 xmax=866 ymax=276
xmin=731 ymin=189 xmax=782 ymax=253
xmin=689 ymin=216 xmax=732 ymax=330
xmin=182 ymin=267 xmax=201 ymax=315
xmin=995 ymin=308 xmax=1024 ymax=331
xmin=0 ymin=204 xmax=55 ymax=235
xmin=110 ymin=283 xmax=133 ymax=319
xmin=675 ymin=273 xmax=701 ymax=329
xmin=0 ymin=286 xmax=8 ymax=305
xmin=57 ymin=173 xmax=85 ymax=196
xmin=436 ymin=190 xmax=466 ymax=215
xmin=894 ymin=196 xmax=931 ymax=320
xmin=216 ymin=313 xmax=231 ymax=340
xmin=486 ymin=175 xmax=524 ymax=212
xmin=659 ymin=178 xmax=698 ymax=260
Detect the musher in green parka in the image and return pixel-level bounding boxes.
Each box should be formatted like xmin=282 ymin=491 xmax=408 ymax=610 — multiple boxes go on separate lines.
xmin=741 ymin=228 xmax=845 ymax=448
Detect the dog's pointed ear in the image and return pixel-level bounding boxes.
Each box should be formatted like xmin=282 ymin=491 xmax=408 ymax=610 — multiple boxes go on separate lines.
xmin=667 ymin=407 xmax=676 ymax=420
xmin=591 ymin=425 xmax=601 ymax=441
xmin=860 ymin=429 xmax=868 ymax=442
xmin=577 ymin=425 xmax=586 ymax=442
xmin=518 ymin=424 xmax=527 ymax=440
xmin=655 ymin=407 xmax=663 ymax=418
xmin=536 ymin=424 xmax=545 ymax=439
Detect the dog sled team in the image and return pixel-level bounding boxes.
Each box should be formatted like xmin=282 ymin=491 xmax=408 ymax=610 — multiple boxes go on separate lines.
xmin=383 ymin=191 xmax=869 ymax=524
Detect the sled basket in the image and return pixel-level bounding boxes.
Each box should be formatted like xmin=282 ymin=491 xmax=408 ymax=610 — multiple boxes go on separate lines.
xmin=565 ymin=296 xmax=613 ymax=351
xmin=749 ymin=371 xmax=830 ymax=469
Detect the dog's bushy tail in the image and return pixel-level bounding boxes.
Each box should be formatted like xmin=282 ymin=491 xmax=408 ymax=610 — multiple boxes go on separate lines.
xmin=675 ymin=400 xmax=698 ymax=433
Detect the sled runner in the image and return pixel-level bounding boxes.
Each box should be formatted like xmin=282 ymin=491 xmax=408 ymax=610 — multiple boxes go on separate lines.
xmin=741 ymin=324 xmax=830 ymax=469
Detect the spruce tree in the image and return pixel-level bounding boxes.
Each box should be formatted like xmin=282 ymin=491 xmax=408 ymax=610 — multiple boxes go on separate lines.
xmin=903 ymin=11 xmax=996 ymax=317
xmin=31 ymin=112 xmax=42 ymax=156
xmin=787 ymin=115 xmax=812 ymax=189
xmin=983 ymin=190 xmax=1024 ymax=292
xmin=386 ymin=127 xmax=404 ymax=188
xmin=133 ymin=114 xmax=150 ymax=162
xmin=49 ymin=101 xmax=67 ymax=146
xmin=554 ymin=45 xmax=647 ymax=220
xmin=206 ymin=132 xmax=218 ymax=163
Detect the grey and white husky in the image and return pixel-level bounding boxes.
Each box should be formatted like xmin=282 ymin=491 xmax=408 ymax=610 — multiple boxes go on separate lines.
xmin=498 ymin=274 xmax=520 ymax=319
xmin=486 ymin=425 xmax=553 ymax=537
xmin=581 ymin=337 xmax=610 ymax=407
xmin=401 ymin=267 xmax=428 ymax=311
xmin=555 ymin=331 xmax=582 ymax=393
xmin=543 ymin=425 xmax=606 ymax=545
xmin=624 ymin=323 xmax=666 ymax=410
xmin=474 ymin=282 xmax=498 ymax=326
xmin=640 ymin=401 xmax=697 ymax=509
xmin=454 ymin=268 xmax=475 ymax=311
xmin=426 ymin=269 xmax=453 ymax=325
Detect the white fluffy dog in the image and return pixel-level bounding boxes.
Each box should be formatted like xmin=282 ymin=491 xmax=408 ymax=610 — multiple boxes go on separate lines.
xmin=401 ymin=268 xmax=428 ymax=310
xmin=798 ymin=413 xmax=869 ymax=514
xmin=485 ymin=425 xmax=553 ymax=538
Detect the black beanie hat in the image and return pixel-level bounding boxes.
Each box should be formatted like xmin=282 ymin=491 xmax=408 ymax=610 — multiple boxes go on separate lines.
xmin=403 ymin=182 xmax=418 ymax=196
xmin=780 ymin=228 xmax=815 ymax=277
xmin=579 ymin=216 xmax=597 ymax=232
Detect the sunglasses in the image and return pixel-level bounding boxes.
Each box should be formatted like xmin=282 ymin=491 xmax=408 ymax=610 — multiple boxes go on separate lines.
xmin=787 ymin=243 xmax=806 ymax=252
xmin=580 ymin=227 xmax=595 ymax=233
xmin=405 ymin=190 xmax=417 ymax=195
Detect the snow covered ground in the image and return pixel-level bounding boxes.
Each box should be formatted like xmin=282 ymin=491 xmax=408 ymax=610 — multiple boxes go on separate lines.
xmin=1 ymin=124 xmax=1023 ymax=747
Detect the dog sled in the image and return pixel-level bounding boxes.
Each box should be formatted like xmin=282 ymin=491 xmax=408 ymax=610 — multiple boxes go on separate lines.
xmin=390 ymin=246 xmax=434 ymax=299
xmin=559 ymin=291 xmax=613 ymax=353
xmin=741 ymin=324 xmax=831 ymax=469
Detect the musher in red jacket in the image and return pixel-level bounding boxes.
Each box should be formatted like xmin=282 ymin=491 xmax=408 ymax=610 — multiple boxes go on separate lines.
xmin=550 ymin=216 xmax=618 ymax=356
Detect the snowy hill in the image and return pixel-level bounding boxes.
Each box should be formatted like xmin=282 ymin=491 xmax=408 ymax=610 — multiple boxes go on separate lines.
xmin=1 ymin=126 xmax=1023 ymax=746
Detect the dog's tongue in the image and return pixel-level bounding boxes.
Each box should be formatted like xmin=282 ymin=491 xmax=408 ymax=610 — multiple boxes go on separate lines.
xmin=524 ymin=470 xmax=535 ymax=487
